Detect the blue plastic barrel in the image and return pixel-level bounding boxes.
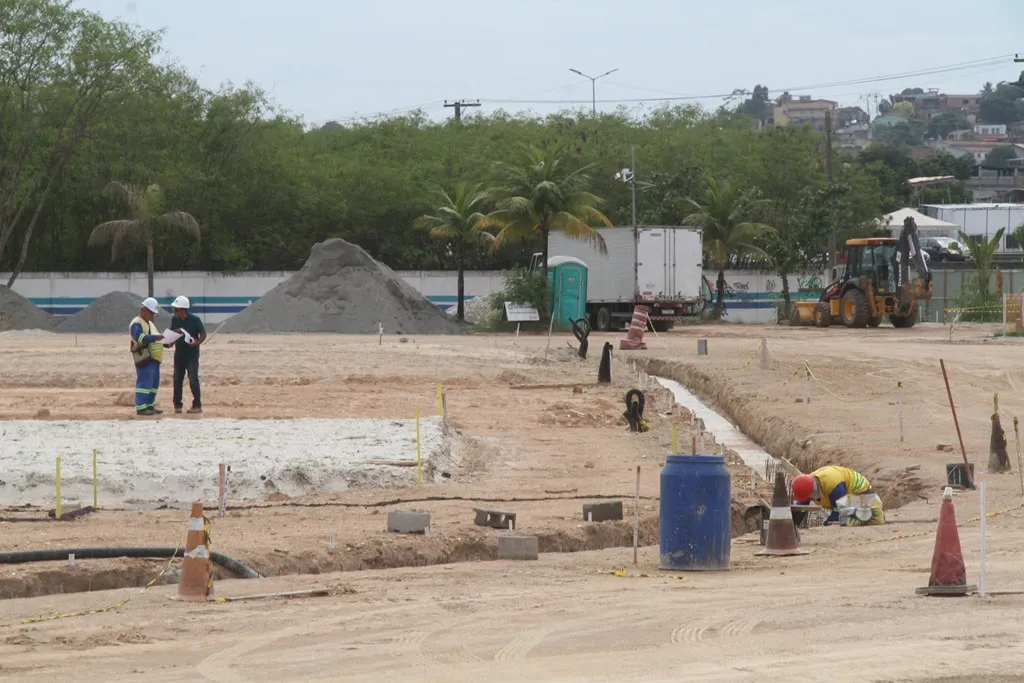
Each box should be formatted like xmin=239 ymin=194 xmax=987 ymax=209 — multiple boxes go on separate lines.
xmin=659 ymin=454 xmax=731 ymax=571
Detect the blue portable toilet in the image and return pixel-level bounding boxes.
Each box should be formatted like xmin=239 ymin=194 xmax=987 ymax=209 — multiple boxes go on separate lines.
xmin=547 ymin=256 xmax=588 ymax=327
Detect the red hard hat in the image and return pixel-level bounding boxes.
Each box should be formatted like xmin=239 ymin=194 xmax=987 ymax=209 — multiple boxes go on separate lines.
xmin=792 ymin=474 xmax=815 ymax=502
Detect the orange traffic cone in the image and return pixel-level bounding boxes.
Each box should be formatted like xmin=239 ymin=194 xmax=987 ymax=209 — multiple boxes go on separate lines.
xmin=174 ymin=502 xmax=213 ymax=602
xmin=755 ymin=472 xmax=810 ymax=557
xmin=619 ymin=305 xmax=650 ymax=351
xmin=916 ymin=486 xmax=976 ymax=596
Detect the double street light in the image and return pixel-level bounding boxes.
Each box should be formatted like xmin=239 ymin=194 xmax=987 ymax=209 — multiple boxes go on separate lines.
xmin=569 ymin=67 xmax=618 ymax=115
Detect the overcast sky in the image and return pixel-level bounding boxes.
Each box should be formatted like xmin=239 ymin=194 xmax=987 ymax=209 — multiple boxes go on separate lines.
xmin=75 ymin=0 xmax=1024 ymax=126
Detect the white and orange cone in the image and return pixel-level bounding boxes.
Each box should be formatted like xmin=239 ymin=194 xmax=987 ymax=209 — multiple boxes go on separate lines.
xmin=174 ymin=502 xmax=213 ymax=602
xmin=619 ymin=305 xmax=650 ymax=351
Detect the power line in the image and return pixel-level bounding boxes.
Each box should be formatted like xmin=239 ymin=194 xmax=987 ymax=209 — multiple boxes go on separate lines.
xmin=477 ymin=54 xmax=1015 ymax=105
xmin=444 ymin=99 xmax=480 ymax=123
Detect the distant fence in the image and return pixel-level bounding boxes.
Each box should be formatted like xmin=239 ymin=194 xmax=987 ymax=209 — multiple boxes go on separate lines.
xmin=2 ymin=267 xmax=1013 ymax=325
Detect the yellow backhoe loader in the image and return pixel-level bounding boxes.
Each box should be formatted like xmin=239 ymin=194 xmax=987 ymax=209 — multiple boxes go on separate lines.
xmin=791 ymin=216 xmax=933 ymax=329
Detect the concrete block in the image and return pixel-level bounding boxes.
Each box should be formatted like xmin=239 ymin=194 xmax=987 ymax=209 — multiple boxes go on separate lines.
xmin=582 ymin=500 xmax=623 ymax=522
xmin=498 ymin=535 xmax=539 ymax=561
xmin=697 ymin=339 xmax=708 ymax=356
xmin=387 ymin=510 xmax=430 ymax=535
xmin=473 ymin=507 xmax=517 ymax=530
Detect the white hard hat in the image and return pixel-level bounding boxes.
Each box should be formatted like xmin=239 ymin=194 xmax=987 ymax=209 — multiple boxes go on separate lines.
xmin=172 ymin=295 xmax=190 ymax=310
xmin=141 ymin=297 xmax=160 ymax=314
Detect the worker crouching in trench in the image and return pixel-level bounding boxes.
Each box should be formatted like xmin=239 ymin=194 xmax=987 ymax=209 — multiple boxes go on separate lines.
xmin=792 ymin=466 xmax=885 ymax=527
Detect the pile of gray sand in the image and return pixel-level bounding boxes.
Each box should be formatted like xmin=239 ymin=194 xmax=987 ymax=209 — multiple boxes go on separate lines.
xmin=55 ymin=291 xmax=171 ymax=333
xmin=0 ymin=286 xmax=55 ymax=331
xmin=218 ymin=238 xmax=464 ymax=334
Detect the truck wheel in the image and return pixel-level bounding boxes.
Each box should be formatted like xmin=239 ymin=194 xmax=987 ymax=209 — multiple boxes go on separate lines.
xmin=652 ymin=320 xmax=673 ymax=332
xmin=595 ymin=307 xmax=612 ymax=332
xmin=891 ymin=314 xmax=916 ymax=329
xmin=840 ymin=290 xmax=869 ymax=328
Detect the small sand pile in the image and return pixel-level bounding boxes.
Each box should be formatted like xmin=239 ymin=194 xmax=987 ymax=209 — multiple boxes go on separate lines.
xmin=55 ymin=291 xmax=171 ymax=333
xmin=218 ymin=238 xmax=464 ymax=334
xmin=0 ymin=286 xmax=55 ymax=331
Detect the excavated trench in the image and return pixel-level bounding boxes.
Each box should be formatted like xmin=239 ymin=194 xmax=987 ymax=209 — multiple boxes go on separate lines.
xmin=640 ymin=358 xmax=926 ymax=511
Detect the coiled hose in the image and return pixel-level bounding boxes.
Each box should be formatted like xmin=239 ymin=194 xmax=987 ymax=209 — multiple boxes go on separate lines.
xmin=571 ymin=317 xmax=591 ymax=359
xmin=624 ymin=389 xmax=649 ymax=432
xmin=0 ymin=547 xmax=260 ymax=579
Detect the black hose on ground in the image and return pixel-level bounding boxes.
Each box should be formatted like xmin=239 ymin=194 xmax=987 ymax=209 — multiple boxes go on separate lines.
xmin=623 ymin=389 xmax=649 ymax=433
xmin=0 ymin=547 xmax=260 ymax=579
xmin=571 ymin=317 xmax=591 ymax=359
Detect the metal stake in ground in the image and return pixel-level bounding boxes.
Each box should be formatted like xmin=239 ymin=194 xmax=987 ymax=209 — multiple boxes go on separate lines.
xmin=940 ymin=358 xmax=973 ymax=488
xmin=633 ymin=465 xmax=640 ymax=565
xmin=1014 ymin=417 xmax=1024 ymax=498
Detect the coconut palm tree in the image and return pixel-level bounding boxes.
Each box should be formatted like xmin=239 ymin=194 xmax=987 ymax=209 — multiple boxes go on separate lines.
xmin=413 ymin=183 xmax=495 ymax=321
xmin=682 ymin=177 xmax=772 ymax=320
xmin=958 ymin=228 xmax=1004 ymax=297
xmin=88 ymin=182 xmax=200 ymax=298
xmin=485 ymin=144 xmax=611 ymax=287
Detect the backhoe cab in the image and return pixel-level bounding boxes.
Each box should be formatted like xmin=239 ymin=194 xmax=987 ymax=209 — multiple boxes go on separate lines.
xmin=792 ymin=217 xmax=933 ymax=329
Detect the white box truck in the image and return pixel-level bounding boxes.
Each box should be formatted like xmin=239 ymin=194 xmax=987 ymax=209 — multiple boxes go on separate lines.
xmin=537 ymin=226 xmax=705 ymax=331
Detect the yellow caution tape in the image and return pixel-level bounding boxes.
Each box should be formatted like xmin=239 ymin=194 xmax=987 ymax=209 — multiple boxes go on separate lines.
xmin=804 ymin=364 xmax=898 ymax=403
xmin=724 ymin=348 xmax=761 ymax=371
xmin=849 ymin=503 xmax=1024 ymax=548
xmin=589 ymin=568 xmax=684 ymax=580
xmin=19 ymin=539 xmax=183 ymax=625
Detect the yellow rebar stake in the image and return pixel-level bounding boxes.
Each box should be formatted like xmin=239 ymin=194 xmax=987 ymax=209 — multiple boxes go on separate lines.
xmin=416 ymin=406 xmax=422 ymax=488
xmin=55 ymin=457 xmax=62 ymax=520
xmin=436 ymin=384 xmax=443 ymax=417
xmin=671 ymin=424 xmax=678 ymax=455
xmin=92 ymin=449 xmax=98 ymax=509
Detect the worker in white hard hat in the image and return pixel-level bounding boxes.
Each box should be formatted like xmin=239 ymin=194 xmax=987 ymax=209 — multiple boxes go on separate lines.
xmin=169 ymin=295 xmax=207 ymax=414
xmin=129 ymin=297 xmax=165 ymax=416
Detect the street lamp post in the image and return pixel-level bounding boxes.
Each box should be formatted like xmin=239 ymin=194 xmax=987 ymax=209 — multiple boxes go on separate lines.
xmin=569 ymin=67 xmax=618 ymax=115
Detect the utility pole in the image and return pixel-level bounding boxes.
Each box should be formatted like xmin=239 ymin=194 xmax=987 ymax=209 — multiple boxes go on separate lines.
xmin=444 ymin=99 xmax=480 ymax=123
xmin=824 ymin=108 xmax=836 ymax=274
xmin=569 ymin=68 xmax=618 ymax=115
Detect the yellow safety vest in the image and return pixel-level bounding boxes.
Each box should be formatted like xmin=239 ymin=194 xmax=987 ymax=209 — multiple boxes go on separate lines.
xmin=809 ymin=466 xmax=871 ymax=510
xmin=129 ymin=316 xmax=163 ymax=363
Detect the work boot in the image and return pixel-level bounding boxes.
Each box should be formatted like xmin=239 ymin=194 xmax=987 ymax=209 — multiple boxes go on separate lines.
xmin=152 ymin=408 xmax=163 ymax=415
xmin=187 ymin=407 xmax=202 ymax=415
xmin=136 ymin=408 xmax=156 ymax=416
xmin=174 ymin=406 xmax=183 ymax=414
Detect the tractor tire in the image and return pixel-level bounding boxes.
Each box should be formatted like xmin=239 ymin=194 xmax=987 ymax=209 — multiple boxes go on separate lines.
xmin=868 ymin=315 xmax=883 ymax=328
xmin=595 ymin=307 xmax=612 ymax=332
xmin=891 ymin=314 xmax=916 ymax=329
xmin=813 ymin=302 xmax=832 ymax=328
xmin=840 ymin=289 xmax=870 ymax=328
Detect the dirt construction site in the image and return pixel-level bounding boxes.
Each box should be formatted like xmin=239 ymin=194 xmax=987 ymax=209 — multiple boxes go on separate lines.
xmin=2 ymin=322 xmax=1024 ymax=682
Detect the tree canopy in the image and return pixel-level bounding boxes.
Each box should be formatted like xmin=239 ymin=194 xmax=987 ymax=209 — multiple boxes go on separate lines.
xmin=0 ymin=0 xmax=981 ymax=286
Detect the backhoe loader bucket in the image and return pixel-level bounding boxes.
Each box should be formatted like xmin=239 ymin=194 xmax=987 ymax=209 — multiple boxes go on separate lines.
xmin=789 ymin=301 xmax=817 ymax=326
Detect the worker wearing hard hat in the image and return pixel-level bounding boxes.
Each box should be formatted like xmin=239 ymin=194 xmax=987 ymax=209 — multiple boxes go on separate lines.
xmin=792 ymin=466 xmax=885 ymax=527
xmin=169 ymin=295 xmax=207 ymax=414
xmin=129 ymin=297 xmax=165 ymax=416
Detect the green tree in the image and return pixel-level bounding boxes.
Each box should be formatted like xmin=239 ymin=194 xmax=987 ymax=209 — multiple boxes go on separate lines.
xmin=485 ymin=144 xmax=611 ymax=287
xmin=926 ymin=112 xmax=968 ymax=140
xmin=682 ymin=177 xmax=771 ymax=320
xmin=88 ymin=182 xmax=200 ymax=297
xmin=891 ymin=101 xmax=917 ymax=118
xmin=413 ymin=183 xmax=494 ymax=321
xmin=958 ymin=228 xmax=1004 ymax=297
xmin=984 ymin=146 xmax=1018 ymax=168
xmin=979 ymin=84 xmax=1024 ymax=125
xmin=0 ymin=0 xmax=161 ymax=285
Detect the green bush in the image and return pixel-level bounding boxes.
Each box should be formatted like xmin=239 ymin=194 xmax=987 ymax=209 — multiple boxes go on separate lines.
xmin=488 ymin=268 xmax=550 ymax=322
xmin=950 ymin=274 xmax=1001 ymax=322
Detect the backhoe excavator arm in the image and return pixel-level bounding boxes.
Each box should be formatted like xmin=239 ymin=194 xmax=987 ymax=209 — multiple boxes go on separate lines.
xmin=892 ymin=216 xmax=932 ymax=309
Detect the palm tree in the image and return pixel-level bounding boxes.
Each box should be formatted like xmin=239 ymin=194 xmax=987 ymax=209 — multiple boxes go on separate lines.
xmin=682 ymin=177 xmax=772 ymax=320
xmin=958 ymin=228 xmax=1004 ymax=297
xmin=484 ymin=144 xmax=611 ymax=287
xmin=413 ymin=183 xmax=494 ymax=321
xmin=88 ymin=182 xmax=200 ymax=298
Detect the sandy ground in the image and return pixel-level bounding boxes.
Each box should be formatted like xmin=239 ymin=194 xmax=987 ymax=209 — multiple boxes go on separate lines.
xmin=1 ymin=323 xmax=1024 ymax=681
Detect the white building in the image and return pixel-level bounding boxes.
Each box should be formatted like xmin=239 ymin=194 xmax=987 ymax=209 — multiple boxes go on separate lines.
xmin=919 ymin=203 xmax=1024 ymax=250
